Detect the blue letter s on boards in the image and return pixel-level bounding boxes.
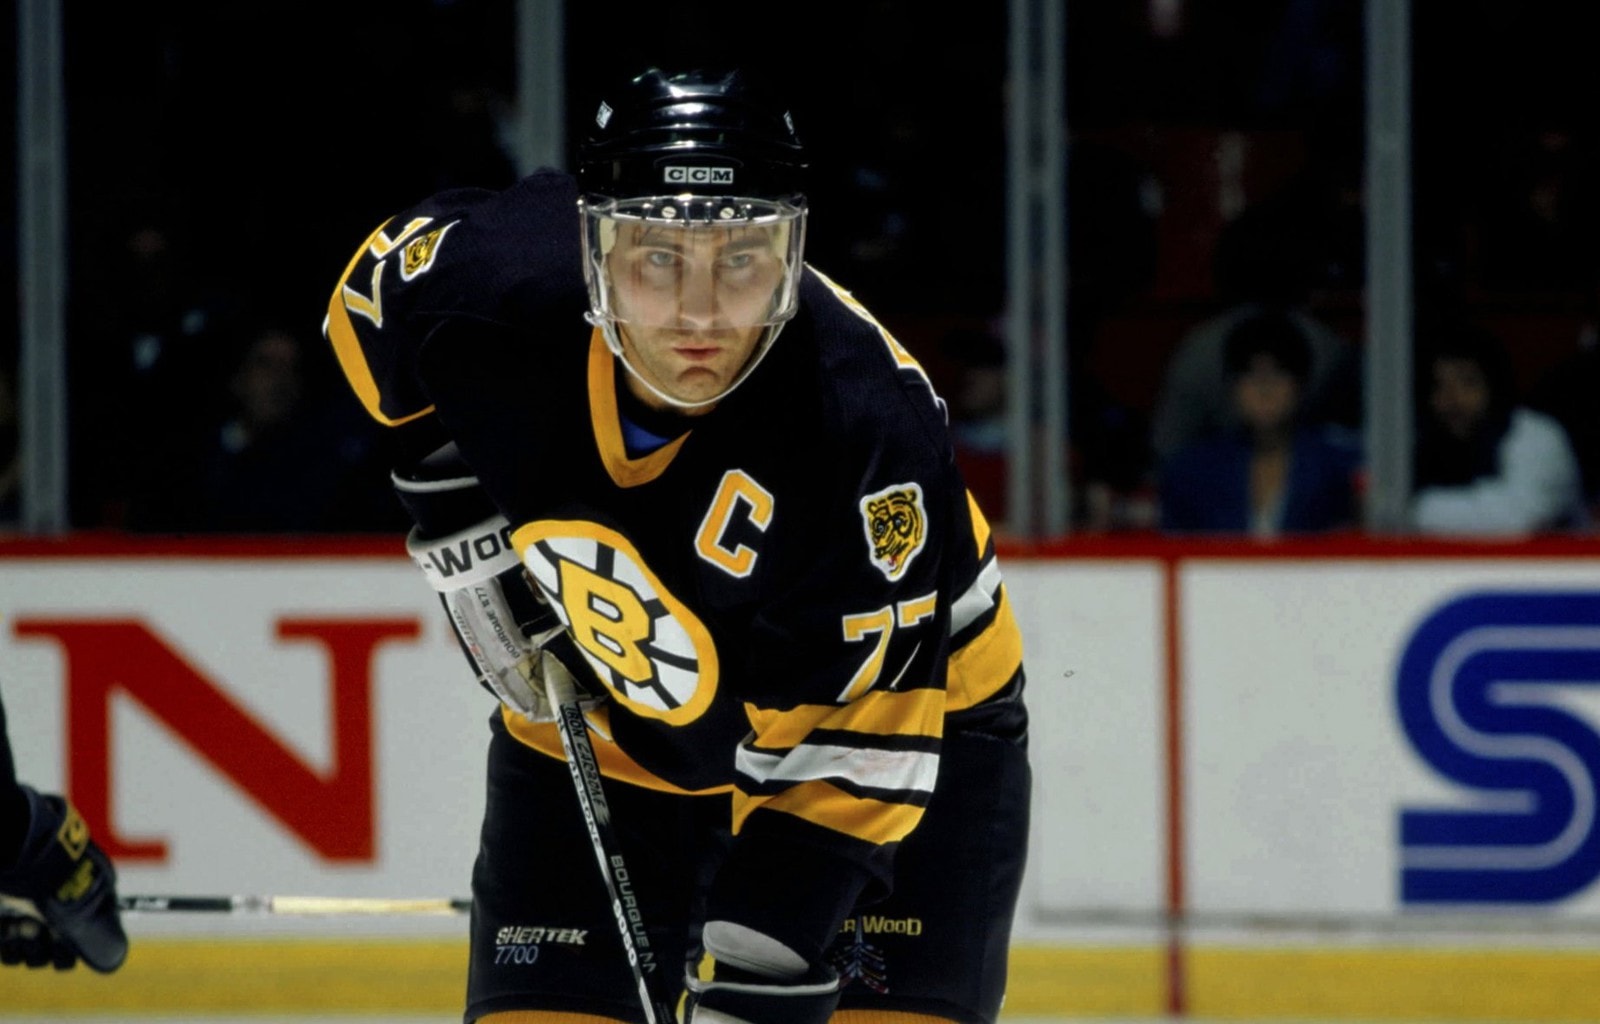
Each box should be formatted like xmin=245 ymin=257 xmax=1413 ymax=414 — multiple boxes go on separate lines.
xmin=1397 ymin=592 xmax=1600 ymax=903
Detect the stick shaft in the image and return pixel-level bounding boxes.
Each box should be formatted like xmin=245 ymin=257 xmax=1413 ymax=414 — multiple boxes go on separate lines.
xmin=118 ymin=895 xmax=471 ymax=915
xmin=546 ymin=658 xmax=676 ymax=1024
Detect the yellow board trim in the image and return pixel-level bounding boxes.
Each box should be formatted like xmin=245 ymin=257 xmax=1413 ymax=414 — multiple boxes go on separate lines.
xmin=833 ymin=1013 xmax=962 ymax=1024
xmin=6 ymin=939 xmax=1600 ymax=1020
xmin=479 ymin=1014 xmax=634 ymax=1024
xmin=1187 ymin=944 xmax=1600 ymax=1022
xmin=0 ymin=937 xmax=467 ymax=1014
xmin=1002 ymin=945 xmax=1168 ymax=1017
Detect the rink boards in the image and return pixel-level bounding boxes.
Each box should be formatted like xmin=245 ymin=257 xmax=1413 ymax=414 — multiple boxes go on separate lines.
xmin=3 ymin=534 xmax=1600 ymax=1019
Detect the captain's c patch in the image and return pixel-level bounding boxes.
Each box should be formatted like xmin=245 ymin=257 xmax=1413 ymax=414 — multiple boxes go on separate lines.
xmin=860 ymin=482 xmax=927 ymax=581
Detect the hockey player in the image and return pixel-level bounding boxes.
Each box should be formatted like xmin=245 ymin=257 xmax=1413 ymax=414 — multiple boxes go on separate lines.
xmin=0 ymin=689 xmax=128 ymax=972
xmin=325 ymin=66 xmax=1030 ymax=1024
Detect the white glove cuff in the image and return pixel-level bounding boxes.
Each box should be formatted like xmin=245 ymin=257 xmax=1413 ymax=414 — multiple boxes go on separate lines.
xmin=408 ymin=516 xmax=546 ymax=719
xmin=406 ymin=516 xmax=520 ymax=591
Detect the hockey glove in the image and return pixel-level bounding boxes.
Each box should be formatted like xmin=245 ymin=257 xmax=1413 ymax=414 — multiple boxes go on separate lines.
xmin=1 ymin=908 xmax=78 ymax=969
xmin=0 ymin=786 xmax=128 ymax=972
xmin=394 ymin=448 xmax=604 ymax=723
xmin=407 ymin=513 xmax=594 ymax=722
xmin=685 ymin=963 xmax=842 ymax=1024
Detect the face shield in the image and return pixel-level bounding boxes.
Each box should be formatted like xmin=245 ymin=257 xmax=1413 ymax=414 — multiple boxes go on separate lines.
xmin=581 ymin=194 xmax=808 ymax=409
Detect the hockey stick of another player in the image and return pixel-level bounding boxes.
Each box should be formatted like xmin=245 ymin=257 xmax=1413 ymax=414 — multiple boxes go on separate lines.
xmin=543 ymin=650 xmax=678 ymax=1024
xmin=115 ymin=895 xmax=471 ymax=915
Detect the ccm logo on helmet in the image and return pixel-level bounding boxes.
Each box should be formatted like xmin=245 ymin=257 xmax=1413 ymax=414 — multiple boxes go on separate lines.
xmin=663 ymin=166 xmax=734 ymax=185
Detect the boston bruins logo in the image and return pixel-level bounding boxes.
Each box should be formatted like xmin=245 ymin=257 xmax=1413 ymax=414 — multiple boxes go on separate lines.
xmin=513 ymin=520 xmax=718 ymax=725
xmin=860 ymin=483 xmax=927 ymax=581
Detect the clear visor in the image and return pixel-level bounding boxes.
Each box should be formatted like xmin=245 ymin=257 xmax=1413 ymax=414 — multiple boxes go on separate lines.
xmin=581 ymin=196 xmax=807 ymax=330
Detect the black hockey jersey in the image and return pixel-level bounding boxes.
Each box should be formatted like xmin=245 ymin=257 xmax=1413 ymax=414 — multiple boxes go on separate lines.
xmin=325 ymin=169 xmax=1025 ymax=942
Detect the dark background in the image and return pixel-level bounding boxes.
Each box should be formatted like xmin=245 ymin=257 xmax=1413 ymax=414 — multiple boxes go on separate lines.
xmin=4 ymin=1 xmax=1597 ymax=533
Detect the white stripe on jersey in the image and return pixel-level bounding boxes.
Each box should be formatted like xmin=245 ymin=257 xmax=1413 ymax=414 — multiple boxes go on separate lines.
xmin=950 ymin=556 xmax=1003 ymax=635
xmin=736 ymin=742 xmax=939 ymax=796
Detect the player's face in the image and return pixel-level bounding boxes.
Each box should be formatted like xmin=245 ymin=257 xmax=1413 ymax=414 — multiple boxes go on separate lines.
xmin=607 ymin=222 xmax=787 ymax=409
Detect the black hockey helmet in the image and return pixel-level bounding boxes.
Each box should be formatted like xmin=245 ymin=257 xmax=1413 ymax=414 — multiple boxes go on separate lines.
xmin=576 ymin=67 xmax=810 ymax=411
xmin=576 ymin=67 xmax=807 ymax=204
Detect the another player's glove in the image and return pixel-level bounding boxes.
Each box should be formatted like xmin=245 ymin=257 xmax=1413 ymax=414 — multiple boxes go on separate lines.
xmin=0 ymin=785 xmax=128 ymax=973
xmin=685 ymin=963 xmax=842 ymax=1024
xmin=0 ymin=910 xmax=76 ymax=969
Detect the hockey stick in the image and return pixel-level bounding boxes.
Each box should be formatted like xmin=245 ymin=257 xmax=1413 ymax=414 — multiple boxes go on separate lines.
xmin=542 ymin=650 xmax=678 ymax=1024
xmin=116 ymin=895 xmax=470 ymax=915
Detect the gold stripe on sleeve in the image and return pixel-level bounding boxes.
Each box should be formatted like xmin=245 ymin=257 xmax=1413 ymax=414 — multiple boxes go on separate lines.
xmin=947 ymin=585 xmax=1024 ymax=711
xmin=324 ymin=218 xmax=436 ymax=427
xmin=744 ymin=687 xmax=943 ymax=750
xmin=966 ymin=489 xmax=994 ymax=554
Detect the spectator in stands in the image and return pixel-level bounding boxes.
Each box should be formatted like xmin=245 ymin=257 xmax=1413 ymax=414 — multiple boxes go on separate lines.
xmin=174 ymin=322 xmax=402 ymax=534
xmin=69 ymin=211 xmax=237 ymax=530
xmin=1148 ymin=198 xmax=1360 ymax=464
xmin=212 ymin=322 xmax=402 ymax=533
xmin=1158 ymin=310 xmax=1362 ymax=536
xmin=1411 ymin=318 xmax=1586 ymax=536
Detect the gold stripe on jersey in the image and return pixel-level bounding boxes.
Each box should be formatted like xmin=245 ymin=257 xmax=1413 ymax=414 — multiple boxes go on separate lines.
xmin=947 ymin=585 xmax=1024 ymax=712
xmin=587 ymin=329 xmax=689 ymax=487
xmin=733 ymin=780 xmax=924 ymax=844
xmin=499 ymin=706 xmax=733 ymax=797
xmin=325 ymin=217 xmax=437 ymax=427
xmin=743 ymin=688 xmax=944 ymax=750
